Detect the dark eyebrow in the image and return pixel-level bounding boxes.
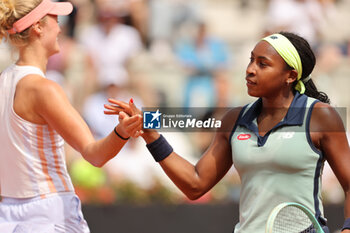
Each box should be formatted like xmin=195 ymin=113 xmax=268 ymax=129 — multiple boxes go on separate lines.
xmin=258 ymin=56 xmax=270 ymax=61
xmin=251 ymin=51 xmax=271 ymax=61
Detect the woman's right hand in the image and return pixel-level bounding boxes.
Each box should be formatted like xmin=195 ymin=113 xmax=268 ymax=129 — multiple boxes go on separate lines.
xmin=104 ymin=98 xmax=143 ymax=138
xmin=116 ymin=111 xmax=143 ymax=138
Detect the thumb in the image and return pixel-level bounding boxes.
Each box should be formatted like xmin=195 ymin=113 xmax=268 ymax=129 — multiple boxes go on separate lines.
xmin=119 ymin=111 xmax=127 ymax=120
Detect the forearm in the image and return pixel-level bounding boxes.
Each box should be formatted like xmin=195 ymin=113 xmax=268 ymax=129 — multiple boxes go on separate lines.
xmin=141 ymin=129 xmax=160 ymax=144
xmin=159 ymin=153 xmax=205 ymax=200
xmin=142 ymin=131 xmax=206 ymax=199
xmin=82 ymin=124 xmax=128 ymax=167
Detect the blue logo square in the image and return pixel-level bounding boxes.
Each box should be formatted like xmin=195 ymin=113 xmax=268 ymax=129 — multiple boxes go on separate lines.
xmin=143 ymin=110 xmax=162 ymax=129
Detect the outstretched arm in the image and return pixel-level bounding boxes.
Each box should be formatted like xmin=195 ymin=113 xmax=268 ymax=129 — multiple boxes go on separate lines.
xmin=142 ymin=128 xmax=233 ymax=200
xmin=105 ymin=99 xmax=241 ymax=200
xmin=30 ymin=77 xmax=142 ymax=167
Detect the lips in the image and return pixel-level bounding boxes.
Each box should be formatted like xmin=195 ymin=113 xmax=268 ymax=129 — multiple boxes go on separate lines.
xmin=246 ymin=78 xmax=256 ymax=85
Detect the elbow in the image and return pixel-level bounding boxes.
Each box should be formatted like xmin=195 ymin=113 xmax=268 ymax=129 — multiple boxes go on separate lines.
xmin=186 ymin=193 xmax=203 ymax=201
xmin=82 ymin=154 xmax=106 ymax=168
xmin=81 ymin=147 xmax=107 ymax=168
xmin=184 ymin=184 xmax=206 ymax=200
xmin=88 ymin=159 xmax=106 ymax=168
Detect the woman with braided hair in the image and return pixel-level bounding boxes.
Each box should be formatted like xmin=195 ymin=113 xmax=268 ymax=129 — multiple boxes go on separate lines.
xmin=106 ymin=32 xmax=350 ymax=232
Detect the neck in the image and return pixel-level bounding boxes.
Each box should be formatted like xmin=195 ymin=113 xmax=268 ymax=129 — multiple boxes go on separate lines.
xmin=16 ymin=42 xmax=48 ymax=73
xmin=261 ymin=91 xmax=295 ymax=116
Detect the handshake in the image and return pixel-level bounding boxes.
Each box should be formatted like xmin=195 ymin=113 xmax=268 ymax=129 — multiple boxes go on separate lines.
xmin=104 ymin=98 xmax=144 ymax=139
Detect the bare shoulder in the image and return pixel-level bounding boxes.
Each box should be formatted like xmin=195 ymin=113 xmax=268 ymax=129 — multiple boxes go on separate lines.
xmin=14 ymin=74 xmax=67 ymax=123
xmin=18 ymin=74 xmax=61 ymax=92
xmin=17 ymin=74 xmax=69 ymax=113
xmin=222 ymin=107 xmax=244 ymax=123
xmin=310 ymin=101 xmax=345 ymax=132
xmin=221 ymin=107 xmax=244 ymax=139
xmin=22 ymin=75 xmax=64 ymax=99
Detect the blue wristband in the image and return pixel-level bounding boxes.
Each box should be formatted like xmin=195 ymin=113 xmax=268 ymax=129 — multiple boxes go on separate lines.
xmin=146 ymin=134 xmax=173 ymax=162
xmin=342 ymin=218 xmax=350 ymax=231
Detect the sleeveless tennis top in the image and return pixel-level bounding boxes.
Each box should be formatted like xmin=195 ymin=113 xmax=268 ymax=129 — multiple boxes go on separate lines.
xmin=230 ymin=93 xmax=325 ymax=233
xmin=0 ymin=64 xmax=74 ymax=198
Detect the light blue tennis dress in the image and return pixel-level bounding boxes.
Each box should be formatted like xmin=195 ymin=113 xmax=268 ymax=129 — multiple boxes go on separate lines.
xmin=230 ymin=93 xmax=327 ymax=233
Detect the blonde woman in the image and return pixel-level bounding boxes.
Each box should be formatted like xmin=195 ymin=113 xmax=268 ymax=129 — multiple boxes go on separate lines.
xmin=0 ymin=0 xmax=142 ymax=232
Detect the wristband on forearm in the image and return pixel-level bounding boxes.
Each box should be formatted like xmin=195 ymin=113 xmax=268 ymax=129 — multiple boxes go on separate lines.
xmin=342 ymin=218 xmax=350 ymax=231
xmin=146 ymin=134 xmax=173 ymax=162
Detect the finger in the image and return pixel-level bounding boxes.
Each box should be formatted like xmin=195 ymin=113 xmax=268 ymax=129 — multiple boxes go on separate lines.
xmin=126 ymin=121 xmax=143 ymax=137
xmin=134 ymin=130 xmax=144 ymax=138
xmin=123 ymin=116 xmax=143 ymax=134
xmin=104 ymin=104 xmax=124 ymax=112
xmin=122 ymin=115 xmax=142 ymax=128
xmin=129 ymin=98 xmax=135 ymax=115
xmin=119 ymin=111 xmax=128 ymax=120
xmin=127 ymin=117 xmax=142 ymax=131
xmin=104 ymin=106 xmax=124 ymax=115
xmin=108 ymin=99 xmax=133 ymax=115
xmin=129 ymin=98 xmax=142 ymax=115
xmin=119 ymin=114 xmax=140 ymax=129
xmin=104 ymin=111 xmax=120 ymax=115
xmin=108 ymin=99 xmax=128 ymax=108
xmin=132 ymin=130 xmax=142 ymax=138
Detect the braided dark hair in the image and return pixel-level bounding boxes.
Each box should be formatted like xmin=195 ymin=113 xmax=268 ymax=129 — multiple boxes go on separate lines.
xmin=279 ymin=32 xmax=330 ymax=103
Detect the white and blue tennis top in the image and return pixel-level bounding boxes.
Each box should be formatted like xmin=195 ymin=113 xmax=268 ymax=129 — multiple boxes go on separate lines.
xmin=230 ymin=93 xmax=325 ymax=233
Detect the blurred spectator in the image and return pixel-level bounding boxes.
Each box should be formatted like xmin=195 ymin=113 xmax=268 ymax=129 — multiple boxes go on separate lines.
xmin=175 ymin=22 xmax=229 ymax=108
xmin=82 ymin=75 xmax=138 ymax=139
xmin=47 ymin=4 xmax=94 ymax=111
xmin=264 ymin=0 xmax=336 ymax=46
xmin=114 ymin=0 xmax=149 ymax=46
xmin=148 ymin=0 xmax=200 ymax=64
xmin=239 ymin=0 xmax=269 ymax=10
xmin=313 ymin=42 xmax=350 ymax=107
xmin=148 ymin=0 xmax=199 ymax=44
xmin=79 ymin=0 xmax=143 ymax=89
xmin=322 ymin=162 xmax=345 ymax=204
xmin=0 ymin=42 xmax=14 ymax=70
xmin=345 ymin=39 xmax=350 ymax=58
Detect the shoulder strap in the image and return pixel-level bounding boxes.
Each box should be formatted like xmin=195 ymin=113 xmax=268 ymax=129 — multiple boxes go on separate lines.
xmin=229 ymin=104 xmax=249 ymax=145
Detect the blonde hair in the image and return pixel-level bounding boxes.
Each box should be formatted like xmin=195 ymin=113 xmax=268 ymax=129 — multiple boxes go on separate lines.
xmin=0 ymin=0 xmax=43 ymax=47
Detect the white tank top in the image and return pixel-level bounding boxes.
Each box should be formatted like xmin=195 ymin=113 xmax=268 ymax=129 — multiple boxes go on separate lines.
xmin=0 ymin=64 xmax=74 ymax=198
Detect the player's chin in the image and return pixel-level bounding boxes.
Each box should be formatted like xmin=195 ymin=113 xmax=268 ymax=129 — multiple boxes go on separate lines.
xmin=49 ymin=47 xmax=60 ymax=57
xmin=54 ymin=46 xmax=60 ymax=54
xmin=53 ymin=43 xmax=60 ymax=53
xmin=246 ymin=88 xmax=260 ymax=97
